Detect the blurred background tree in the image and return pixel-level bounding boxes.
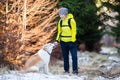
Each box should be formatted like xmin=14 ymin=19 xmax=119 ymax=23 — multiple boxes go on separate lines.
xmin=58 ymin=0 xmax=103 ymax=52
xmin=0 ymin=0 xmax=58 ymax=69
xmin=110 ymin=0 xmax=120 ymax=43
xmin=95 ymin=0 xmax=120 ymax=47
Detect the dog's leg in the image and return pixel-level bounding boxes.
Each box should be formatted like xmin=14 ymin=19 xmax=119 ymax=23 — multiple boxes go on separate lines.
xmin=44 ymin=63 xmax=51 ymax=75
xmin=23 ymin=54 xmax=42 ymax=72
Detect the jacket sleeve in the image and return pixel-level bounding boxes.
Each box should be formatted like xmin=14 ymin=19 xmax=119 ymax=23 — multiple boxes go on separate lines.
xmin=70 ymin=19 xmax=76 ymax=42
xmin=56 ymin=20 xmax=61 ymax=42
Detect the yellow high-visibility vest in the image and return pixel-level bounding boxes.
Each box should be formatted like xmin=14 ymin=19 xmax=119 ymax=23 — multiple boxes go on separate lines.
xmin=56 ymin=13 xmax=76 ymax=42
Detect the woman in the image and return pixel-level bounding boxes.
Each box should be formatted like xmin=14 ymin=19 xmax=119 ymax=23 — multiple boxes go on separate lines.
xmin=56 ymin=7 xmax=78 ymax=75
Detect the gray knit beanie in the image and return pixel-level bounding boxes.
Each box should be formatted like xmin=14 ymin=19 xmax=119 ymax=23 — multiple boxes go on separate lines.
xmin=58 ymin=7 xmax=68 ymax=15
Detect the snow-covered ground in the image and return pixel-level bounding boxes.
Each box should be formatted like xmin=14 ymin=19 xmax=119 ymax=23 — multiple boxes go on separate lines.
xmin=0 ymin=47 xmax=120 ymax=80
xmin=0 ymin=71 xmax=117 ymax=80
xmin=0 ymin=71 xmax=120 ymax=80
xmin=0 ymin=72 xmax=85 ymax=80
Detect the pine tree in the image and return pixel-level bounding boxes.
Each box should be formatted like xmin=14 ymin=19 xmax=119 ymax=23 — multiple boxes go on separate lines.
xmin=111 ymin=0 xmax=120 ymax=42
xmin=110 ymin=0 xmax=120 ymax=52
xmin=59 ymin=0 xmax=103 ymax=52
xmin=96 ymin=0 xmax=120 ymax=51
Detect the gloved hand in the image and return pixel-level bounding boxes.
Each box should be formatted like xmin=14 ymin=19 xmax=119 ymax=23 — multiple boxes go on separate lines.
xmin=54 ymin=41 xmax=59 ymax=46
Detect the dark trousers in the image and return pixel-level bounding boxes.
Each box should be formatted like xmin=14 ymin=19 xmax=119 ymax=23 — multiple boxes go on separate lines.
xmin=60 ymin=41 xmax=78 ymax=72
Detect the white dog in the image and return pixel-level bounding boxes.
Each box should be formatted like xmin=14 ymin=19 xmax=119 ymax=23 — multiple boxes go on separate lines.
xmin=22 ymin=42 xmax=57 ymax=74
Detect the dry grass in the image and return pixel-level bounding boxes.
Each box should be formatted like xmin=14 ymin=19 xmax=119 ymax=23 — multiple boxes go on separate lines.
xmin=50 ymin=60 xmax=64 ymax=74
xmin=0 ymin=67 xmax=11 ymax=75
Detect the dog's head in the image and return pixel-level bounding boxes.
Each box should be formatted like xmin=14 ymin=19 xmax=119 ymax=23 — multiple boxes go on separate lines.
xmin=43 ymin=43 xmax=56 ymax=54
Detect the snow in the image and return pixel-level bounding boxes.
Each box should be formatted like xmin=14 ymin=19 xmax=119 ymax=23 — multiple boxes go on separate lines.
xmin=0 ymin=72 xmax=87 ymax=80
xmin=99 ymin=47 xmax=118 ymax=54
xmin=1 ymin=71 xmax=120 ymax=80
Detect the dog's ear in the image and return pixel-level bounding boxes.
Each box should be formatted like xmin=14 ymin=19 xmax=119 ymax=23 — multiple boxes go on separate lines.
xmin=43 ymin=44 xmax=47 ymax=50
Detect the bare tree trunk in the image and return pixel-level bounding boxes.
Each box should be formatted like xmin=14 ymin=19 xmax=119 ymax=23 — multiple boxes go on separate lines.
xmin=5 ymin=0 xmax=8 ymax=56
xmin=20 ymin=0 xmax=27 ymax=51
xmin=23 ymin=0 xmax=26 ymax=36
